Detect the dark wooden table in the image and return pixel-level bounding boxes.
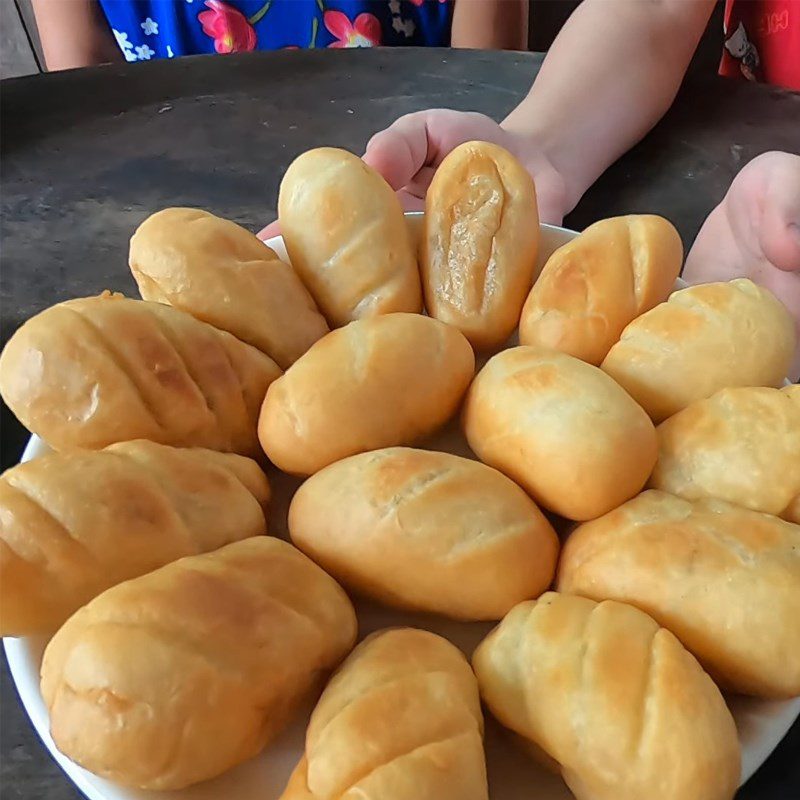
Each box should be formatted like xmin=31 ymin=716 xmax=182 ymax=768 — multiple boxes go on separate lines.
xmin=1 ymin=48 xmax=799 ymax=799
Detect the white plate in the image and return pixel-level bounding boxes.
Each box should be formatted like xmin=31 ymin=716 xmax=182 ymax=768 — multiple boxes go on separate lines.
xmin=5 ymin=221 xmax=799 ymax=800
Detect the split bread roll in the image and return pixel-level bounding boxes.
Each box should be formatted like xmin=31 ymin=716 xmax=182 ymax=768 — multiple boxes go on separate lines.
xmin=462 ymin=347 xmax=656 ymax=520
xmin=472 ymin=593 xmax=740 ymax=800
xmin=289 ymin=447 xmax=559 ymax=620
xmin=129 ymin=207 xmax=329 ymax=369
xmin=259 ymin=313 xmax=474 ymax=475
xmin=519 ymin=215 xmax=682 ymax=364
xmin=0 ymin=292 xmax=281 ymax=455
xmin=0 ymin=440 xmax=269 ymax=636
xmin=422 ymin=141 xmax=539 ymax=349
xmin=40 ymin=537 xmax=357 ymax=790
xmin=601 ymin=279 xmax=795 ymax=422
xmin=557 ymin=490 xmax=800 ymax=697
xmin=280 ymin=628 xmax=488 ymax=800
xmin=650 ymin=385 xmax=800 ymax=519
xmin=278 ymin=147 xmax=421 ymax=327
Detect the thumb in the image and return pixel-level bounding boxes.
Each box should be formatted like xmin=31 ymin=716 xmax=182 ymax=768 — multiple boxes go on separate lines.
xmin=362 ymin=110 xmax=435 ymax=191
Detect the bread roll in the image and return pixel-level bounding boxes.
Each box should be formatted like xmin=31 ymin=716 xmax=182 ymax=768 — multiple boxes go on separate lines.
xmin=650 ymin=385 xmax=800 ymax=518
xmin=785 ymin=494 xmax=800 ymax=525
xmin=280 ymin=628 xmax=487 ymax=800
xmin=422 ymin=141 xmax=539 ymax=349
xmin=289 ymin=447 xmax=559 ymax=620
xmin=0 ymin=440 xmax=269 ymax=636
xmin=601 ymin=279 xmax=795 ymax=422
xmin=557 ymin=490 xmax=800 ymax=697
xmin=462 ymin=347 xmax=656 ymax=520
xmin=520 ymin=215 xmax=682 ymax=364
xmin=278 ymin=147 xmax=421 ymax=327
xmin=259 ymin=313 xmax=474 ymax=475
xmin=130 ymin=207 xmax=329 ymax=369
xmin=472 ymin=593 xmax=740 ymax=800
xmin=0 ymin=292 xmax=281 ymax=455
xmin=41 ymin=537 xmax=357 ymax=790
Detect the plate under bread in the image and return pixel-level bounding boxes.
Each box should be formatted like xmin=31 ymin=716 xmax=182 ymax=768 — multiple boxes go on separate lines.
xmin=5 ymin=217 xmax=799 ymax=800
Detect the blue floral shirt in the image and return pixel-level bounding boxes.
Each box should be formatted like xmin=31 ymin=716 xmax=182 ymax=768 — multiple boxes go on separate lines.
xmin=99 ymin=0 xmax=453 ymax=62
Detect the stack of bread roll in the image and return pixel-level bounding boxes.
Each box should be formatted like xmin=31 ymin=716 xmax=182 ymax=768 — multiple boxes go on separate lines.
xmin=0 ymin=141 xmax=797 ymax=800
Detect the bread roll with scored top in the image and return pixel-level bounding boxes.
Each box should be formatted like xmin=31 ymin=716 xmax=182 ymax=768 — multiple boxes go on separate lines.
xmin=259 ymin=313 xmax=474 ymax=475
xmin=472 ymin=592 xmax=740 ymax=800
xmin=650 ymin=385 xmax=800 ymax=519
xmin=280 ymin=628 xmax=488 ymax=800
xmin=0 ymin=292 xmax=281 ymax=456
xmin=601 ymin=279 xmax=795 ymax=422
xmin=0 ymin=440 xmax=270 ymax=636
xmin=557 ymin=490 xmax=800 ymax=697
xmin=40 ymin=537 xmax=357 ymax=790
xmin=462 ymin=346 xmax=657 ymax=520
xmin=422 ymin=140 xmax=539 ymax=349
xmin=519 ymin=215 xmax=682 ymax=364
xmin=289 ymin=447 xmax=559 ymax=620
xmin=278 ymin=147 xmax=421 ymax=327
xmin=130 ymin=207 xmax=329 ymax=369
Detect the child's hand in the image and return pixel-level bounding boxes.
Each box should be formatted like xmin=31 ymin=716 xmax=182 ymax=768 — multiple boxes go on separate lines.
xmin=684 ymin=151 xmax=800 ymax=378
xmin=362 ymin=109 xmax=569 ymax=225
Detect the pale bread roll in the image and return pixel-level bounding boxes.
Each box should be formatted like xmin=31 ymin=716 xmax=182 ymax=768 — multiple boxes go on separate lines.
xmin=259 ymin=313 xmax=474 ymax=475
xmin=289 ymin=447 xmax=559 ymax=620
xmin=601 ymin=279 xmax=795 ymax=422
xmin=41 ymin=538 xmax=357 ymax=790
xmin=422 ymin=141 xmax=539 ymax=349
xmin=462 ymin=347 xmax=657 ymax=520
xmin=280 ymin=628 xmax=487 ymax=800
xmin=472 ymin=593 xmax=740 ymax=800
xmin=650 ymin=385 xmax=800 ymax=519
xmin=557 ymin=490 xmax=800 ymax=697
xmin=129 ymin=207 xmax=329 ymax=369
xmin=519 ymin=215 xmax=682 ymax=364
xmin=0 ymin=441 xmax=269 ymax=636
xmin=785 ymin=494 xmax=800 ymax=525
xmin=278 ymin=147 xmax=421 ymax=326
xmin=0 ymin=292 xmax=281 ymax=455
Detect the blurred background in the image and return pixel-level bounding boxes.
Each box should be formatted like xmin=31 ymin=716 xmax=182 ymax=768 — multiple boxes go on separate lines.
xmin=1 ymin=0 xmax=725 ymax=79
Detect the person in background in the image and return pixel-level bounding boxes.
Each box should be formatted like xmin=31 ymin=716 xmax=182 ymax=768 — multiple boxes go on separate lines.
xmin=360 ymin=0 xmax=799 ymax=372
xmin=31 ymin=0 xmax=527 ymax=71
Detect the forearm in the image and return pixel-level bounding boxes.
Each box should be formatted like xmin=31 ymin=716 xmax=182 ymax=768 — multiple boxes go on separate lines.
xmin=32 ymin=0 xmax=121 ymax=71
xmin=451 ymin=0 xmax=529 ymax=50
xmin=503 ymin=0 xmax=715 ymax=213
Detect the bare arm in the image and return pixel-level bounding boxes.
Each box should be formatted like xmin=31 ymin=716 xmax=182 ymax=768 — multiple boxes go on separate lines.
xmin=32 ymin=0 xmax=121 ymax=71
xmin=451 ymin=0 xmax=529 ymax=50
xmin=503 ymin=0 xmax=716 ymax=213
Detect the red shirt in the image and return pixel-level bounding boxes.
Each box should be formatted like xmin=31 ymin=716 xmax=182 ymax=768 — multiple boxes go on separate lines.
xmin=720 ymin=0 xmax=800 ymax=90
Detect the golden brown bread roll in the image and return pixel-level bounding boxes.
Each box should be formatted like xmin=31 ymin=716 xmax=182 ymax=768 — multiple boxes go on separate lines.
xmin=259 ymin=313 xmax=474 ymax=475
xmin=650 ymin=385 xmax=800 ymax=519
xmin=785 ymin=494 xmax=800 ymax=525
xmin=557 ymin=490 xmax=800 ymax=697
xmin=40 ymin=537 xmax=357 ymax=790
xmin=289 ymin=447 xmax=559 ymax=620
xmin=462 ymin=347 xmax=657 ymax=520
xmin=0 ymin=292 xmax=281 ymax=455
xmin=519 ymin=215 xmax=682 ymax=364
xmin=278 ymin=147 xmax=421 ymax=327
xmin=422 ymin=141 xmax=539 ymax=349
xmin=0 ymin=440 xmax=269 ymax=636
xmin=280 ymin=628 xmax=487 ymax=800
xmin=129 ymin=207 xmax=329 ymax=369
xmin=472 ymin=592 xmax=740 ymax=800
xmin=601 ymin=279 xmax=795 ymax=422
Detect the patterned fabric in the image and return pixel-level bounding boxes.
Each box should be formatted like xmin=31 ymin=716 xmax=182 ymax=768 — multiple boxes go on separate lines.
xmin=98 ymin=0 xmax=453 ymax=61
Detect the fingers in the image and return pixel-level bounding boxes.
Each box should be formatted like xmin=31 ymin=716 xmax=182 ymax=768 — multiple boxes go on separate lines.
xmin=757 ymin=152 xmax=800 ymax=273
xmin=362 ymin=111 xmax=438 ymax=191
xmin=258 ymin=219 xmax=280 ymax=241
